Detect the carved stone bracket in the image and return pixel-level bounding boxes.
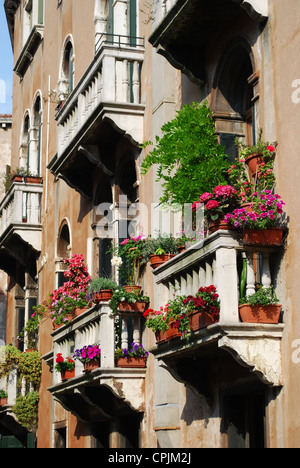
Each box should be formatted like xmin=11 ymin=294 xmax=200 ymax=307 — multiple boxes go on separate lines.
xmin=219 ymin=326 xmax=283 ymax=387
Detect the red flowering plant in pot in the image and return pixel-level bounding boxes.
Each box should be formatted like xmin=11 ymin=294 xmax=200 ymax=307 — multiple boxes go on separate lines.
xmin=224 ymin=190 xmax=286 ymax=246
xmin=33 ymin=254 xmax=91 ymax=328
xmin=55 ymin=353 xmax=75 ymax=381
xmin=73 ymin=344 xmax=101 ymax=372
xmin=235 ymin=129 xmax=277 ymax=176
xmin=183 ymin=285 xmax=220 ymax=331
xmin=193 ymin=185 xmax=239 ymax=233
xmin=144 ymin=296 xmax=189 ymax=343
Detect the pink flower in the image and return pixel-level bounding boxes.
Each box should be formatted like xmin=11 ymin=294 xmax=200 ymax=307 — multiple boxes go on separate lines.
xmin=267 ymin=145 xmax=275 ymax=153
xmin=206 ymin=200 xmax=219 ymax=210
xmin=199 ymin=192 xmax=212 ymax=203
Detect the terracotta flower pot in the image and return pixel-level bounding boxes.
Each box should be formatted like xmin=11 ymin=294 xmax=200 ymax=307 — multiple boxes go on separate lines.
xmin=25 ymin=176 xmax=43 ymax=184
xmin=239 ymin=303 xmax=281 ymax=324
xmin=52 ymin=314 xmax=74 ymax=330
xmin=118 ymin=301 xmax=148 ymax=313
xmin=242 ymin=228 xmax=284 ymax=247
xmin=189 ymin=310 xmax=218 ymax=332
xmin=92 ymin=290 xmax=113 ymax=303
xmin=116 ymin=356 xmax=147 ymax=368
xmin=83 ymin=359 xmax=100 ymax=372
xmin=155 ymin=322 xmax=182 ymax=344
xmin=123 ymin=285 xmax=142 ymax=294
xmin=0 ymin=398 xmax=8 ymax=406
xmin=75 ymin=307 xmax=90 ymax=317
xmin=150 ymin=254 xmax=175 ymax=269
xmin=209 ymin=217 xmax=237 ymax=234
xmin=60 ymin=368 xmax=75 ymax=381
xmin=245 ymin=153 xmax=265 ymax=174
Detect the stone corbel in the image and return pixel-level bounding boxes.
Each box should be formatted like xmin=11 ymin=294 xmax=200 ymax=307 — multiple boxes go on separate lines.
xmin=219 ymin=330 xmax=283 ymax=387
xmin=232 ymin=0 xmax=268 ymax=22
xmin=101 ymin=372 xmax=146 ymax=413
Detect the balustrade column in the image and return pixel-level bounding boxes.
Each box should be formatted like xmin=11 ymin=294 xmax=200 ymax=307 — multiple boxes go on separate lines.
xmin=246 ymin=252 xmax=256 ymax=297
xmin=132 ymin=317 xmax=141 ymax=345
xmin=132 ymin=61 xmax=140 ymax=103
xmin=121 ymin=316 xmax=128 ymax=349
xmin=13 ymin=189 xmax=23 ymax=224
xmin=215 ymin=248 xmax=239 ymax=323
xmin=261 ymin=252 xmax=272 ymax=289
xmin=99 ymin=304 xmax=115 ymax=368
xmin=102 ymin=55 xmax=116 ymax=102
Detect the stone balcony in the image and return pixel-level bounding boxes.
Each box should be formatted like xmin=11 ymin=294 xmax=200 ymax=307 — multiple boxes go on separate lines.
xmin=47 ymin=302 xmax=146 ymax=421
xmin=0 ymin=179 xmax=43 ymax=276
xmin=151 ymin=230 xmax=284 ymax=389
xmin=149 ymin=0 xmax=268 ymax=83
xmin=49 ymin=34 xmax=145 ymax=199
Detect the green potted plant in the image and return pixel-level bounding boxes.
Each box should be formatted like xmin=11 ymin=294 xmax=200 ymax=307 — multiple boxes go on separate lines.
xmin=239 ymin=286 xmax=281 ymax=323
xmin=115 ymin=342 xmax=149 ymax=368
xmin=117 ymin=233 xmax=149 ymax=289
xmin=141 ymin=102 xmax=230 ymax=207
xmin=55 ymin=353 xmax=75 ymax=381
xmin=109 ymin=288 xmax=150 ymax=314
xmin=235 ymin=129 xmax=277 ymax=175
xmin=88 ymin=277 xmax=118 ymax=303
xmin=0 ymin=389 xmax=8 ymax=406
xmin=146 ymin=234 xmax=178 ymax=269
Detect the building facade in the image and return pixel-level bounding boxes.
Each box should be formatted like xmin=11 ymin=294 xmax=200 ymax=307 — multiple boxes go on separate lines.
xmin=0 ymin=0 xmax=300 ymax=448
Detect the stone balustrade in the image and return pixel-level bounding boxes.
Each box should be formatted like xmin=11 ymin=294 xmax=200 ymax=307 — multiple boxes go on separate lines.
xmin=52 ymin=303 xmax=144 ymax=385
xmin=153 ymin=230 xmax=279 ymax=323
xmin=0 ymin=180 xmax=43 ymax=252
xmin=151 ymin=229 xmax=284 ymax=387
xmin=56 ymin=34 xmax=145 ymax=159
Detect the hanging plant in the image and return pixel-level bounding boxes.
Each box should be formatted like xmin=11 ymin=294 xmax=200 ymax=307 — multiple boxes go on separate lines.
xmin=141 ymin=102 xmax=230 ymax=206
xmin=12 ymin=391 xmax=39 ymax=432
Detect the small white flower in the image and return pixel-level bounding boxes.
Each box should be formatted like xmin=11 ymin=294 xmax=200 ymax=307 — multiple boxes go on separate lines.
xmin=111 ymin=256 xmax=123 ymax=267
xmin=121 ymin=297 xmax=125 ymax=302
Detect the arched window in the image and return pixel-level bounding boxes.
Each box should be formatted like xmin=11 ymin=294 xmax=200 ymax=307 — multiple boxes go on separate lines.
xmin=58 ymin=39 xmax=75 ymax=101
xmin=56 ymin=221 xmax=71 ymax=288
xmin=20 ymin=114 xmax=31 ymax=170
xmin=32 ymin=95 xmax=42 ymax=175
xmin=212 ymin=40 xmax=257 ymax=162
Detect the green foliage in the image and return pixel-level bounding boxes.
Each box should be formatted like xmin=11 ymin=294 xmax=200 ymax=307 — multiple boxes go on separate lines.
xmin=236 ymin=128 xmax=277 ymax=160
xmin=18 ymin=314 xmax=40 ymax=350
xmin=141 ymin=102 xmax=230 ymax=206
xmin=240 ymin=286 xmax=279 ymax=306
xmin=0 ymin=389 xmax=8 ymax=399
xmin=0 ymin=345 xmax=42 ymax=388
xmin=109 ymin=288 xmax=150 ymax=314
xmin=12 ymin=391 xmax=39 ymax=432
xmin=88 ymin=277 xmax=118 ymax=293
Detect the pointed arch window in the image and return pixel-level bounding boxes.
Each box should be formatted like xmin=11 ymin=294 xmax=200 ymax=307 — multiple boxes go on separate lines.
xmin=21 ymin=114 xmax=31 ymax=171
xmin=32 ymin=95 xmax=42 ymax=176
xmin=59 ymin=40 xmax=75 ymax=101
